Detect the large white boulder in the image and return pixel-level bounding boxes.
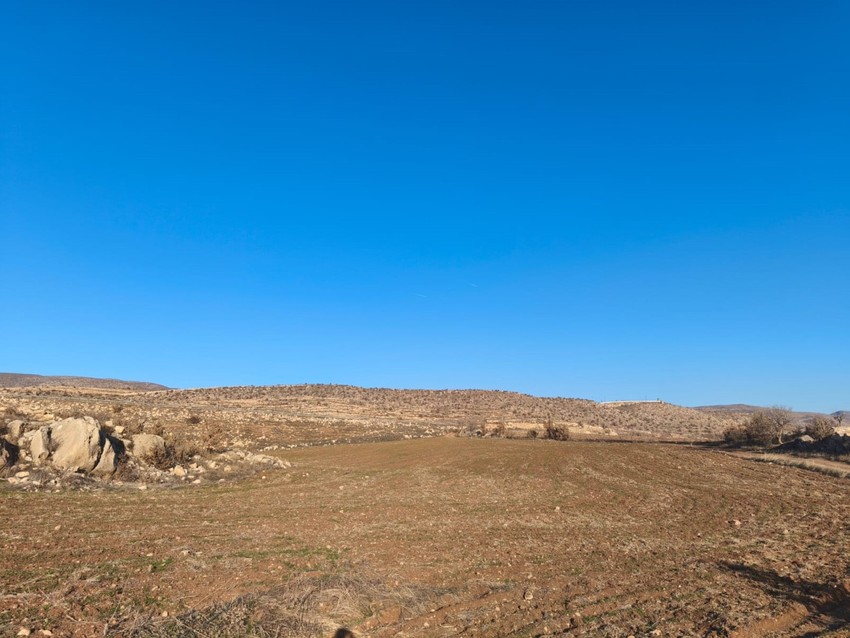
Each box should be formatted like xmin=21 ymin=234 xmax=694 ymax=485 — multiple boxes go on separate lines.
xmin=28 ymin=417 xmax=119 ymax=476
xmin=50 ymin=417 xmax=104 ymax=472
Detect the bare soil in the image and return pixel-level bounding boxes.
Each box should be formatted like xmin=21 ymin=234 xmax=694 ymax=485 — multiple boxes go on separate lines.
xmin=3 ymin=438 xmax=849 ymax=637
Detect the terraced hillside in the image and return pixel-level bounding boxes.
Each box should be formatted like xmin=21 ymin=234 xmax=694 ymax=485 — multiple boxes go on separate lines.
xmin=1 ymin=383 xmax=745 ymax=446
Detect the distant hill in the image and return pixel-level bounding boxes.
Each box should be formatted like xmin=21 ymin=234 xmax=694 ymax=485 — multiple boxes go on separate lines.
xmin=143 ymin=384 xmax=745 ymax=440
xmin=695 ymin=404 xmax=846 ymax=426
xmin=694 ymin=404 xmax=765 ymax=414
xmin=0 ymin=372 xmax=168 ymax=392
xmin=4 ymin=379 xmax=834 ymax=441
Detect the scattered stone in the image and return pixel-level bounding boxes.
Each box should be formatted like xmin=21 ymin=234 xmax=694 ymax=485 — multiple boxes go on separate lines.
xmin=172 ymin=465 xmax=187 ymax=477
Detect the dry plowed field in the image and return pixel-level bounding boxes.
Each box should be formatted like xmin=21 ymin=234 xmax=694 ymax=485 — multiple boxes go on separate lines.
xmin=2 ymin=438 xmax=849 ymax=637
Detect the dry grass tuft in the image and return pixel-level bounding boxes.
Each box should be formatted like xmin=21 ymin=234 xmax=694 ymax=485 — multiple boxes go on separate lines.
xmin=745 ymin=453 xmax=850 ymax=479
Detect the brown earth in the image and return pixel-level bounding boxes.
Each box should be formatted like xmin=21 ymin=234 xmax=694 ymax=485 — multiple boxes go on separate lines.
xmin=2 ymin=437 xmax=850 ymax=637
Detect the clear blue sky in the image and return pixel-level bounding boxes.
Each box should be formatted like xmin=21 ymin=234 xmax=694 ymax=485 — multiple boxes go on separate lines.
xmin=2 ymin=1 xmax=848 ymax=411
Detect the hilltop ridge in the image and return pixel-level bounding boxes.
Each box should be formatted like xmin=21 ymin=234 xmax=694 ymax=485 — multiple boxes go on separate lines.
xmin=0 ymin=372 xmax=168 ymax=392
xmin=3 ymin=380 xmax=746 ymax=443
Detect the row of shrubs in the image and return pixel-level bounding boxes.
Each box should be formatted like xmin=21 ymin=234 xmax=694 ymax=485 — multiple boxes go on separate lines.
xmin=723 ymin=408 xmax=840 ymax=447
xmin=476 ymin=418 xmax=571 ymax=441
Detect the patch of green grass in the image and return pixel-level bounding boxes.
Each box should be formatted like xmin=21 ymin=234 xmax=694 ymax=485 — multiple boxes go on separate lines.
xmin=149 ymin=557 xmax=173 ymax=573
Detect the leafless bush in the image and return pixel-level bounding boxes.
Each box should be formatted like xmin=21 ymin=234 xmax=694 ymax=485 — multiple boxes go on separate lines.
xmin=200 ymin=422 xmax=228 ymax=453
xmin=544 ymin=418 xmax=570 ymax=441
xmin=723 ymin=425 xmax=748 ymax=447
xmin=148 ymin=439 xmax=202 ymax=470
xmin=725 ymin=407 xmax=794 ymax=447
xmin=806 ymin=416 xmax=836 ymax=441
xmin=144 ymin=422 xmax=165 ymax=437
xmin=745 ymin=408 xmax=792 ymax=446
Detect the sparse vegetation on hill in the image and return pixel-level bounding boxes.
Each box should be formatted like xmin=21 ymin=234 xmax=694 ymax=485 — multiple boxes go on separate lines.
xmin=1 ymin=382 xmax=747 ymax=448
xmin=0 ymin=372 xmax=168 ymax=391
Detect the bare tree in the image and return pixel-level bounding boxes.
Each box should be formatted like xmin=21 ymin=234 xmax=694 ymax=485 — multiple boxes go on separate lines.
xmin=741 ymin=406 xmax=794 ymax=446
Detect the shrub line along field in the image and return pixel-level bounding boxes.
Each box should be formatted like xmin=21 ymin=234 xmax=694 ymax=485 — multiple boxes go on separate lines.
xmin=1 ymin=382 xmax=849 ymax=637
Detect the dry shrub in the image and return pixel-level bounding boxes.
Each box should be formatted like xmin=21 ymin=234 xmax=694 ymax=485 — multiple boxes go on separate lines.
xmin=544 ymin=419 xmax=570 ymax=441
xmin=723 ymin=408 xmax=794 ymax=447
xmin=527 ymin=429 xmax=539 ymax=439
xmin=148 ymin=439 xmax=202 ymax=470
xmin=144 ymin=422 xmax=166 ymax=437
xmin=723 ymin=425 xmax=748 ymax=447
xmin=200 ymin=422 xmax=228 ymax=453
xmin=806 ymin=416 xmax=836 ymax=441
xmin=744 ymin=410 xmax=790 ymax=446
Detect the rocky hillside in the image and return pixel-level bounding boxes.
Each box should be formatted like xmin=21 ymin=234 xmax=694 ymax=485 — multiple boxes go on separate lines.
xmin=2 ymin=383 xmax=746 ymax=448
xmin=0 ymin=372 xmax=168 ymax=391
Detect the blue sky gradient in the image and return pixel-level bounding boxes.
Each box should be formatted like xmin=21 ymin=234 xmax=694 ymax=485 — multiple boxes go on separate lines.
xmin=2 ymin=1 xmax=848 ymax=410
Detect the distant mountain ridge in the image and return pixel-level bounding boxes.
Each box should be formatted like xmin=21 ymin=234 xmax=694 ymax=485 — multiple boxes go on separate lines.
xmin=0 ymin=372 xmax=168 ymax=391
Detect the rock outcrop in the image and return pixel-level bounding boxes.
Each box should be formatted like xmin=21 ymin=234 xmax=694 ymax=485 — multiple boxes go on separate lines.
xmin=3 ymin=413 xmax=291 ymax=489
xmin=6 ymin=419 xmax=27 ymax=442
xmin=29 ymin=417 xmax=120 ymax=477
